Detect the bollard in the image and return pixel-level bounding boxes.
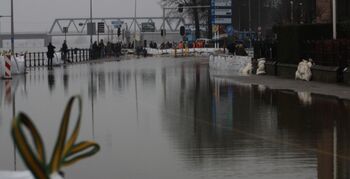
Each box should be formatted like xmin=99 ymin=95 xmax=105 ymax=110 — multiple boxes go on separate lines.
xmin=75 ymin=50 xmax=78 ymax=62
xmin=3 ymin=55 xmax=12 ymax=79
xmin=29 ymin=53 xmax=32 ymax=67
xmin=42 ymin=52 xmax=45 ymax=66
xmin=33 ymin=53 xmax=36 ymax=67
xmin=83 ymin=49 xmax=85 ymax=61
xmin=71 ymin=49 xmax=74 ymax=63
xmin=24 ymin=54 xmax=27 ymax=68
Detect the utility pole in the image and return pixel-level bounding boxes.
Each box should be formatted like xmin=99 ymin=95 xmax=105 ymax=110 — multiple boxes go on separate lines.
xmin=134 ymin=0 xmax=137 ymax=51
xmin=290 ymin=1 xmax=294 ymax=24
xmin=258 ymin=0 xmax=261 ymax=27
xmin=11 ymin=0 xmax=14 ymax=54
xmin=248 ymin=0 xmax=252 ymax=47
xmin=332 ymin=0 xmax=337 ymax=40
xmin=90 ymin=0 xmax=93 ymax=45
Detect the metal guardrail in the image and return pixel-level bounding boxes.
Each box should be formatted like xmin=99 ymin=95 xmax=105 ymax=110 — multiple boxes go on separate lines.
xmin=23 ymin=49 xmax=91 ymax=67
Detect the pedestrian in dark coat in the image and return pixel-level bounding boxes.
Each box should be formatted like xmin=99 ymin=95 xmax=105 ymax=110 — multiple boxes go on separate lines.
xmin=47 ymin=42 xmax=56 ymax=67
xmin=61 ymin=40 xmax=69 ymax=62
xmin=92 ymin=41 xmax=98 ymax=59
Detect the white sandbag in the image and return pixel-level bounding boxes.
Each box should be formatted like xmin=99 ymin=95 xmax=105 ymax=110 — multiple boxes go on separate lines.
xmin=11 ymin=56 xmax=25 ymax=75
xmin=240 ymin=62 xmax=252 ymax=75
xmin=0 ymin=171 xmax=62 ymax=179
xmin=295 ymin=59 xmax=313 ymax=81
xmin=256 ymin=58 xmax=266 ymax=75
xmin=52 ymin=53 xmax=63 ymax=66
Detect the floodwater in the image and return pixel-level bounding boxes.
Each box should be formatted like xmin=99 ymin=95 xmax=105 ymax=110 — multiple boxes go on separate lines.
xmin=0 ymin=57 xmax=349 ymax=179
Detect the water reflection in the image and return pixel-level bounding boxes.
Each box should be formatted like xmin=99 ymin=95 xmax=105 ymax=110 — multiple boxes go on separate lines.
xmin=161 ymin=70 xmax=350 ymax=178
xmin=298 ymin=91 xmax=313 ymax=106
xmin=0 ymin=59 xmax=349 ymax=178
xmin=62 ymin=66 xmax=69 ymax=94
xmin=48 ymin=69 xmax=55 ymax=92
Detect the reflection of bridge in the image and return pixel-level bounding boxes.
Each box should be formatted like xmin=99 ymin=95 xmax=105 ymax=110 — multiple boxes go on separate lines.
xmin=0 ymin=16 xmax=185 ymax=48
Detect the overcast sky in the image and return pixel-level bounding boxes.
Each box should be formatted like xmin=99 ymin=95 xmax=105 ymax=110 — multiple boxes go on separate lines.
xmin=0 ymin=0 xmax=162 ymax=32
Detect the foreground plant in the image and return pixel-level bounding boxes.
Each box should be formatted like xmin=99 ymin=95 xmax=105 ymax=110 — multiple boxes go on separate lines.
xmin=11 ymin=96 xmax=100 ymax=179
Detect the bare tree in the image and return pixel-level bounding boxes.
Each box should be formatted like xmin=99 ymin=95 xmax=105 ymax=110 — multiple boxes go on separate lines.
xmin=160 ymin=0 xmax=210 ymax=39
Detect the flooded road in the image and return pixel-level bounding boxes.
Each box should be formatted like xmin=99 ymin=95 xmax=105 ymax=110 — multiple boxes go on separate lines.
xmin=0 ymin=57 xmax=349 ymax=179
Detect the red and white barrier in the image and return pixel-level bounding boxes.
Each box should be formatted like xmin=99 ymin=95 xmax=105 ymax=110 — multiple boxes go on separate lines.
xmin=4 ymin=55 xmax=11 ymax=79
xmin=0 ymin=55 xmax=26 ymax=78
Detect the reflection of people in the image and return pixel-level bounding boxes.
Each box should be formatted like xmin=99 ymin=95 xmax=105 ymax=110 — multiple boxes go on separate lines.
xmin=47 ymin=42 xmax=56 ymax=67
xmin=63 ymin=66 xmax=69 ymax=93
xmin=48 ymin=70 xmax=55 ymax=92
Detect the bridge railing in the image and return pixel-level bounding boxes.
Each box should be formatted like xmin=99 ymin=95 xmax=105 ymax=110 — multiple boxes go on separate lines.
xmin=23 ymin=49 xmax=91 ymax=68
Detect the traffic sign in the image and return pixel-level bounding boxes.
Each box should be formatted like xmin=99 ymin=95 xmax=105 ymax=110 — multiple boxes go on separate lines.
xmin=98 ymin=22 xmax=105 ymax=33
xmin=111 ymin=20 xmax=123 ymax=28
xmin=62 ymin=27 xmax=68 ymax=33
xmin=211 ymin=9 xmax=232 ymax=16
xmin=226 ymin=25 xmax=234 ymax=36
xmin=211 ymin=0 xmax=232 ymax=25
xmin=87 ymin=22 xmax=96 ymax=35
xmin=212 ymin=18 xmax=232 ymax=24
xmin=211 ymin=0 xmax=231 ymax=7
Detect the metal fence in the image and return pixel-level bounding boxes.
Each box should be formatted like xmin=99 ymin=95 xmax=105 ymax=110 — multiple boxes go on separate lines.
xmin=254 ymin=39 xmax=350 ymax=68
xmin=302 ymin=39 xmax=350 ymax=67
xmin=253 ymin=40 xmax=277 ymax=61
xmin=23 ymin=49 xmax=91 ymax=68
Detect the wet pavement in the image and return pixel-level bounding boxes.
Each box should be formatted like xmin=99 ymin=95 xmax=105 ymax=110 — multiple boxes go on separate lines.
xmin=0 ymin=57 xmax=349 ymax=179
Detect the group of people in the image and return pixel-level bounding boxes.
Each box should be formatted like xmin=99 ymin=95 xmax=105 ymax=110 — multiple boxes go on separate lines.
xmin=149 ymin=41 xmax=158 ymax=49
xmin=91 ymin=40 xmax=122 ymax=59
xmin=47 ymin=39 xmax=123 ymax=67
xmin=46 ymin=40 xmax=70 ymax=67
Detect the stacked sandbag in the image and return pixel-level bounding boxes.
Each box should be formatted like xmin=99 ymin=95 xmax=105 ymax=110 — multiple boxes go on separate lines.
xmin=256 ymin=58 xmax=266 ymax=75
xmin=295 ymin=59 xmax=314 ymax=81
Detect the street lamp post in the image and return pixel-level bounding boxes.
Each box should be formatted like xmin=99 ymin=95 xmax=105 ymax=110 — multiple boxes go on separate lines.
xmin=332 ymin=0 xmax=337 ymax=40
xmin=248 ymin=0 xmax=252 ymax=48
xmin=11 ymin=0 xmax=14 ymax=54
xmin=290 ymin=1 xmax=294 ymax=24
xmin=134 ymin=0 xmax=137 ymax=51
xmin=258 ymin=0 xmax=261 ymax=28
xmin=90 ymin=0 xmax=93 ymax=46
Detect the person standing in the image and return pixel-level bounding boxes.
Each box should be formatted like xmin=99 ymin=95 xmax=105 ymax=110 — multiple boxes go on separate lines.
xmin=61 ymin=40 xmax=69 ymax=62
xmin=99 ymin=40 xmax=105 ymax=58
xmin=92 ymin=41 xmax=98 ymax=59
xmin=47 ymin=42 xmax=56 ymax=67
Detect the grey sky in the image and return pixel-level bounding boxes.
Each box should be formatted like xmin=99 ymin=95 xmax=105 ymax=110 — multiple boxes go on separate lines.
xmin=0 ymin=0 xmax=162 ymax=32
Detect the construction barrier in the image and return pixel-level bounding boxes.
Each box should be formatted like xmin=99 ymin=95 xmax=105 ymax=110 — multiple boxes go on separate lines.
xmin=0 ymin=55 xmax=26 ymax=79
xmin=3 ymin=55 xmax=11 ymax=79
